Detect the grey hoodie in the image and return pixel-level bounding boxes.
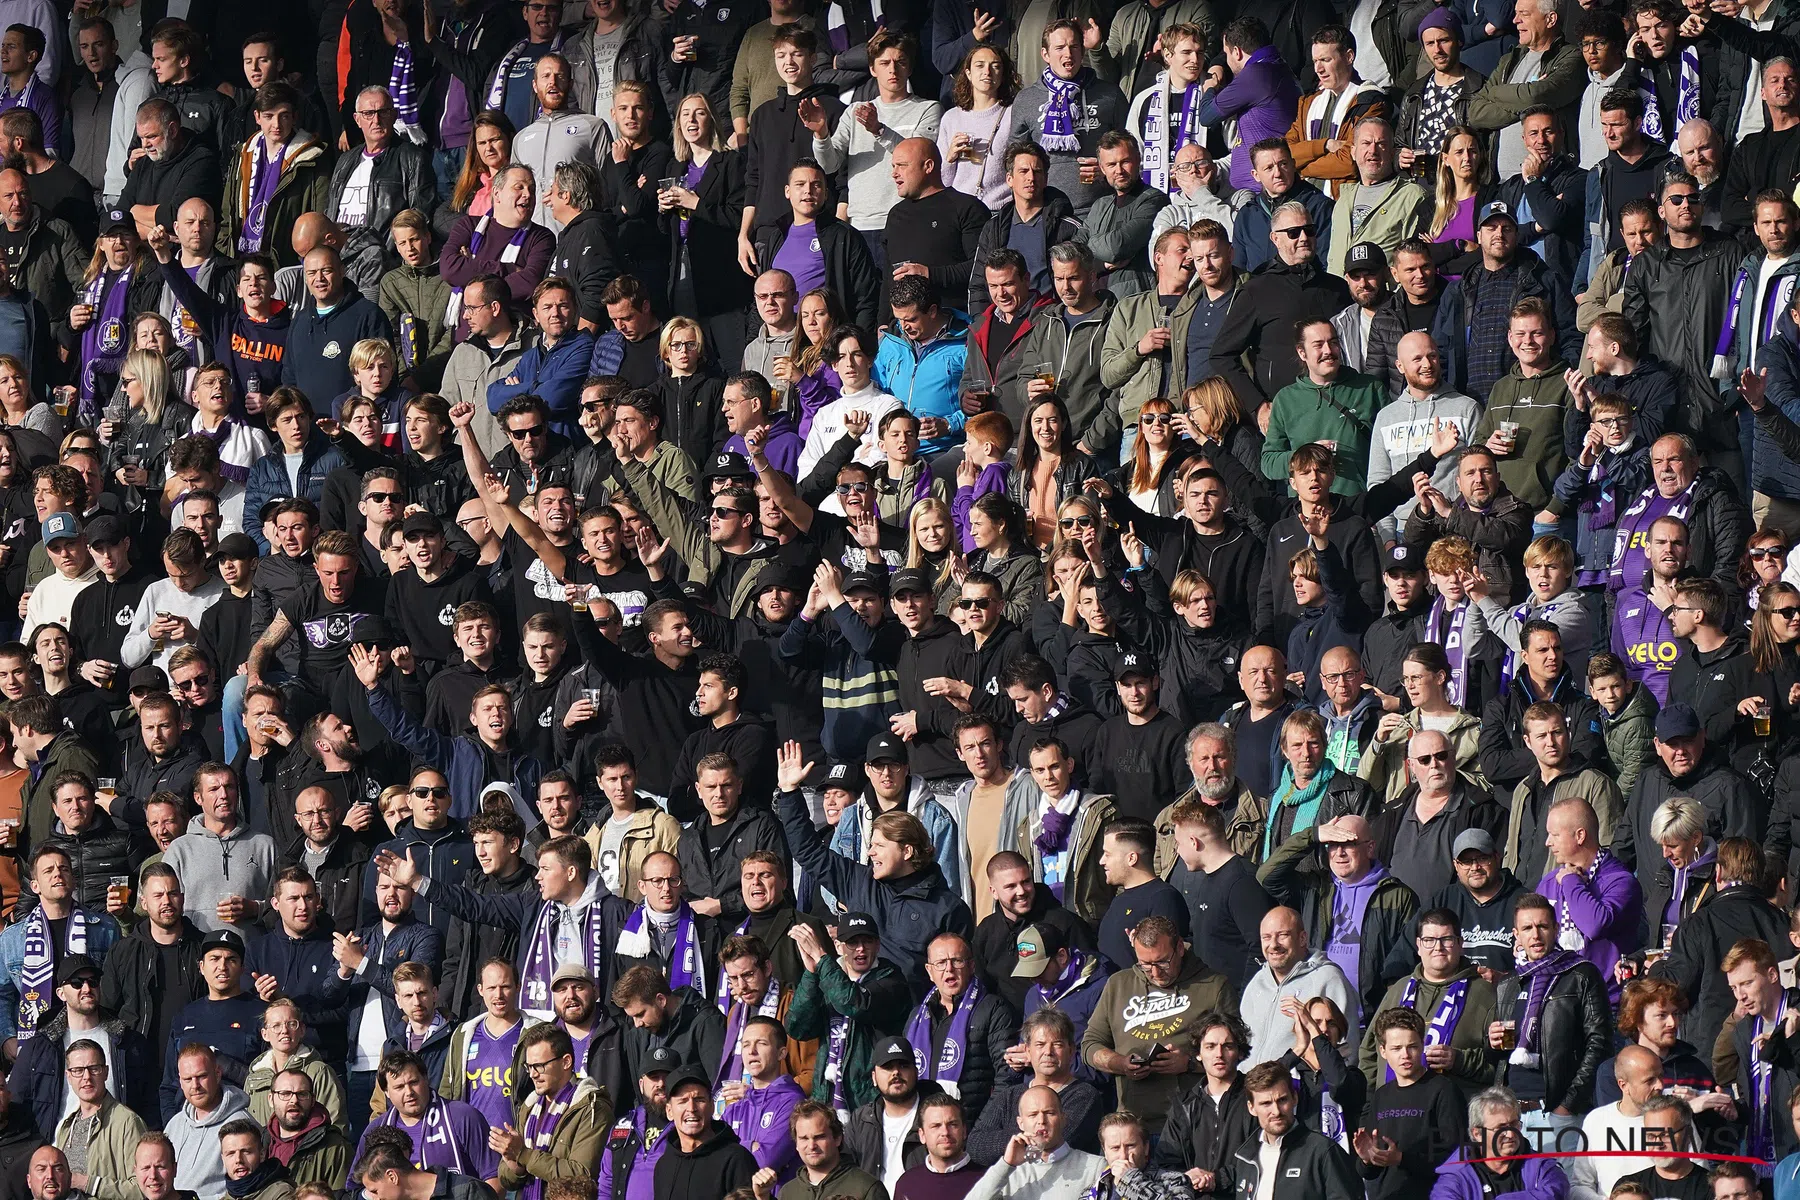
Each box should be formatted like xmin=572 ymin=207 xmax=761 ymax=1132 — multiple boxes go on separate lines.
xmin=160 ymin=815 xmax=279 ymax=937
xmin=167 ymin=1084 xmax=250 ymax=1199
xmin=1240 ymin=950 xmax=1359 ymax=1066
xmin=1367 ymin=387 xmax=1483 ymax=543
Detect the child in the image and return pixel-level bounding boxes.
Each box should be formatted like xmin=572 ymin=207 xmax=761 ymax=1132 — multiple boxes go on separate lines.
xmin=867 ymin=409 xmax=946 ymax=526
xmin=333 ymin=339 xmax=411 ymax=452
xmin=377 ymin=208 xmax=453 ymax=391
xmin=1542 ymin=391 xmax=1648 ymax=630
xmin=1468 ymin=534 xmax=1595 ymax=685
xmin=952 ymin=409 xmax=1016 ymax=551
xmin=1356 ymin=1008 xmax=1466 ymax=1200
xmin=1588 ymin=651 xmax=1658 ymax=792
xmin=1285 ymin=518 xmax=1370 ymax=704
xmin=1423 ymin=536 xmax=1480 ymax=707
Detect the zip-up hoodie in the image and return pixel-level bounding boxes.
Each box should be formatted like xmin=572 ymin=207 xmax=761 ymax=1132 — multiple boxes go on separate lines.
xmin=1239 ymin=951 xmax=1358 ymax=1065
xmin=830 ymin=778 xmax=965 ymax=905
xmin=166 ymin=1084 xmax=251 ymax=1196
xmin=872 ymin=312 xmax=972 ymax=455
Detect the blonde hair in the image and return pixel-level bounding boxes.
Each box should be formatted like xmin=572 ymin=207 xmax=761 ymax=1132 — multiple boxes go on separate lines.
xmin=905 ymin=497 xmax=957 ymax=589
xmin=1182 ymin=377 xmax=1241 ymax=436
xmin=659 ymin=317 xmax=705 ymax=362
xmin=1522 ymin=535 xmax=1574 ymax=571
xmin=121 ymin=349 xmax=172 ymax=425
xmin=1169 ymin=569 xmax=1214 ymax=606
xmin=348 ymin=338 xmax=395 ymax=374
xmin=672 ymin=93 xmax=728 ymax=163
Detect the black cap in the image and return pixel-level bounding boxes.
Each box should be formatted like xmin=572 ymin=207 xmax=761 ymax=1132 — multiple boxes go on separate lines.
xmin=56 ymin=953 xmax=101 ymax=987
xmin=128 ymin=665 xmax=167 ymax=692
xmin=102 ymin=208 xmax=132 ymax=234
xmin=257 ymin=496 xmax=292 ymax=523
xmin=210 ymin=532 xmax=258 ymax=562
xmin=865 ymin=731 xmax=906 ymax=764
xmin=757 ymin=562 xmax=811 ymax=596
xmin=1382 ymin=542 xmax=1424 ymax=574
xmin=889 ymin=567 xmax=933 ymax=597
xmin=665 ymin=1066 xmax=712 ymax=1097
xmin=1113 ymin=651 xmax=1156 ymax=682
xmin=702 ymin=451 xmax=753 ymax=481
xmin=640 ymin=1046 xmax=681 ymax=1076
xmin=1655 ymin=702 xmax=1702 ymax=741
xmin=199 ymin=929 xmax=246 ymax=957
xmin=83 ymin=514 xmax=126 ymax=547
xmin=1345 ymin=242 xmax=1388 ymax=273
xmin=838 ymin=912 xmax=878 ymax=941
xmin=401 ymin=512 xmax=443 ymax=539
xmin=352 ymin=615 xmax=395 ymax=649
xmin=842 ymin=570 xmax=888 ymax=597
xmin=819 ymin=759 xmax=860 ymax=793
xmin=872 ymin=1036 xmax=916 ymax=1068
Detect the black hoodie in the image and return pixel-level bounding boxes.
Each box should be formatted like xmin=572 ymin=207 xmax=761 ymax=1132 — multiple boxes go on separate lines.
xmin=667 ymin=714 xmax=779 ymax=821
xmin=0 ymin=1102 xmax=41 ymax=1200
xmin=650 ymin=1121 xmax=757 ymax=1200
xmin=511 ymin=659 xmax=577 ymax=767
xmin=1668 ymin=633 xmax=1769 ymax=763
xmin=744 ymin=84 xmax=846 ymax=222
xmin=894 ymin=615 xmax=973 ymax=780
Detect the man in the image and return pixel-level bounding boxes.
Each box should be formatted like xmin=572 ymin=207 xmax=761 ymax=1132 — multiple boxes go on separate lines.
xmin=493 ymin=1025 xmax=609 ymax=1194
xmin=1458 ymin=203 xmax=1582 ymax=403
xmin=354 ymin=1139 xmax=498 ymax=1200
xmin=767 ymin=1101 xmax=880 ymax=1200
xmin=1233 ymin=140 xmax=1334 ymax=272
xmin=436 ymin=811 xmax=530 ymax=1022
xmin=1260 ymin=319 xmax=1387 ymax=494
xmin=245 ymin=1000 xmax=344 ymax=1137
xmin=1333 ymin=241 xmax=1391 ymax=371
xmin=437 ymin=957 xmax=534 ymax=1135
xmin=1094 ymin=822 xmax=1189 ymax=971
xmin=978 ymin=1006 xmax=1104 ymax=1163
xmin=8 ymin=954 xmax=154 ymax=1137
xmin=1623 ymin=173 xmax=1748 ymax=489
xmin=1152 ymin=1011 xmax=1257 ymax=1187
xmin=1504 ymin=701 xmax=1621 ymax=887
xmin=1466 ymin=0 xmax=1584 ymax=178
xmin=1004 ymin=243 xmax=1115 ymax=456
xmin=1470 ymin=298 xmax=1573 ymax=511
xmin=1240 ymin=904 xmax=1356 ymax=1066
xmin=161 ymin=764 xmax=276 ymax=938
xmin=1430 ymin=831 xmax=1526 ymax=978
xmin=1353 ymin=911 xmax=1498 ymax=1098
xmin=327 ymin=85 xmax=433 ymax=295
xmin=218 ymin=83 xmax=327 ymax=267
xmin=885 ymin=138 xmax=988 ymax=309
xmin=715 ymin=935 xmax=814 ymax=1089
xmin=969 ymin=143 xmax=1078 ymax=316
xmin=486 ymin=281 xmax=596 ymax=443
xmin=971 ymin=854 xmax=1097 ymax=1013
xmin=1101 ymin=230 xmax=1194 ymax=452
xmin=1004 ymin=22 xmax=1128 ymax=218
xmin=50 ymin=1038 xmax=143 ymax=1200
xmin=1088 ymin=655 xmax=1188 ymax=820
xmin=1614 ymin=701 xmax=1759 ymax=883
xmin=1610 ymin=517 xmax=1691 ymax=705
xmin=1396 ymin=13 xmax=1484 ymax=178
xmin=0 ymin=847 xmax=118 ymax=1055
xmin=902 ymin=934 xmax=1015 ymax=1124
xmin=1487 ymin=892 xmax=1612 ymax=1148
xmin=1676 ymin=121 xmax=1728 ymax=226
xmin=1585 ymin=89 xmax=1676 ymax=285
xmin=441 ymin=277 xmax=527 ymax=458
xmin=672 ymin=751 xmax=784 ymax=918
xmin=1435 ymin=1087 xmax=1570 ymax=1195
xmin=1615 ymin=1096 xmax=1709 ymax=1200
xmin=1207 ymin=1065 xmax=1359 ymax=1200
xmin=1080 ymin=916 xmax=1235 ymax=1128
xmin=1159 ymin=792 xmax=1270 ymax=990
xmin=651 ymin=1067 xmax=757 ymax=1199
xmin=716 ymin=1011 xmax=804 ymax=1177
xmin=1566 ymin=1044 xmax=1663 ymax=1200
xmin=1368 ymin=329 xmax=1480 ymax=544
xmin=1152 ymin=143 xmax=1238 ymax=245
xmin=117 ymin=99 xmax=221 ymax=240
xmin=842 ymin=1037 xmax=938 ymax=1194
xmin=1209 ymin=200 xmax=1352 ymax=411
xmin=612 ymin=967 xmax=725 ymax=1084
xmin=158 ymin=929 xmax=264 ymax=1120
xmin=1071 ymin=132 xmax=1167 ymax=300
xmin=1604 ymin=434 xmax=1747 ymax=602
xmin=596 ymin=1045 xmax=676 ymax=1200
xmin=1324 ymin=119 xmax=1431 ymax=275
xmin=895 ymin=1093 xmax=983 ymax=1200
xmin=163 ymin=1044 xmax=251 ymax=1198
xmin=737 ymin=24 xmax=842 ymax=267
xmin=753 ymin=161 xmax=881 ymax=335
xmin=1725 ymin=938 xmax=1800 ymax=1162
xmin=959 ymin=1087 xmax=1103 ymax=1200
xmin=741 ymin=271 xmax=797 ymax=405
xmin=1404 ymin=447 xmax=1535 ymax=604
xmin=1722 ymin=60 xmax=1800 ymax=232
xmin=1281 ymin=28 xmax=1393 ymax=198
xmin=97 ymin=862 xmax=200 ymax=1067
xmin=1666 ymin=580 xmax=1761 ymax=755
xmin=280 ymin=246 xmax=393 ymax=417
xmin=243 ymin=872 xmax=342 ymax=1060
xmin=723 ymin=853 xmax=831 ymax=991
xmin=27 ymin=773 xmax=135 ymax=918
xmin=215 ymin=1119 xmax=292 ymax=1200
xmin=511 ymin=57 xmax=608 ymax=234
xmin=1369 ymin=729 xmax=1504 ymax=902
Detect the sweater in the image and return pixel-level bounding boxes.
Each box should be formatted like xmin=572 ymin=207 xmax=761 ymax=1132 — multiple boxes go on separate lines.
xmin=813 ymin=97 xmax=943 ymax=232
xmin=964 ymin=1150 xmax=1107 ymax=1200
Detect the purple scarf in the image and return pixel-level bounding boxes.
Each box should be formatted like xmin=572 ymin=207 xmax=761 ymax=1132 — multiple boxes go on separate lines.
xmin=716 ymin=982 xmax=784 ymax=1086
xmin=1610 ymin=481 xmax=1697 ymax=592
xmin=903 ymin=978 xmax=986 ymax=1091
xmin=1513 ymin=948 xmax=1582 ymax=1056
xmin=520 ymin=1081 xmax=577 ymax=1200
xmin=78 ymin=266 xmax=133 ymax=411
xmin=240 ymin=138 xmax=287 ymax=252
xmin=716 ymin=916 xmax=752 ymax=1012
xmin=519 ymin=893 xmax=608 ymax=1016
xmin=823 ymin=1013 xmax=852 ymax=1112
xmin=1028 ymin=948 xmax=1095 ymax=1010
xmin=1754 ymin=995 xmax=1788 ymax=1169
xmin=375 ymin=1098 xmax=471 ymax=1174
xmin=1385 ymin=975 xmax=1470 ymax=1082
xmin=621 ymin=903 xmax=703 ymax=994
xmin=1038 ymin=68 xmax=1092 ymax=151
xmin=389 ymin=42 xmax=421 ymax=131
xmin=448 ymin=215 xmax=533 ymax=325
xmin=1426 ymin=597 xmax=1470 ymax=706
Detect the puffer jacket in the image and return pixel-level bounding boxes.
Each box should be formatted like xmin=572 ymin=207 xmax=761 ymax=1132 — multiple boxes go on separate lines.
xmin=1257 ymin=825 xmax=1420 ymax=1021
xmin=29 ymin=811 xmax=139 ymax=914
xmin=1361 ymin=283 xmax=1465 ymax=397
xmin=377 ymin=263 xmax=455 ymax=391
xmin=872 ymin=312 xmax=973 ymax=457
xmin=1602 ymin=681 xmax=1660 ymax=795
xmin=1492 ymin=955 xmax=1614 ymax=1112
xmin=996 ymin=774 xmax=1120 ymax=926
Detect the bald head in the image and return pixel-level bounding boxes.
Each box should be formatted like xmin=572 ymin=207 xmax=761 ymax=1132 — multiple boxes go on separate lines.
xmin=1260 ymin=905 xmax=1307 ymax=974
xmin=1396 ymin=329 xmax=1444 ymax=393
xmin=1016 ymin=1084 xmax=1067 ymax=1150
xmin=302 ymin=245 xmax=345 ymax=305
xmin=1614 ymin=1043 xmax=1665 ymax=1109
xmin=892 ymin=137 xmax=943 ymax=200
xmin=1321 ymin=814 xmax=1375 ymax=880
xmin=290 ymin=212 xmax=340 ymax=258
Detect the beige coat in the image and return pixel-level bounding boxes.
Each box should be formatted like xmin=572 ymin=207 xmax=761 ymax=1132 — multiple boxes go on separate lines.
xmin=582 ymin=804 xmax=682 ymax=904
xmin=1358 ymin=710 xmax=1486 ymax=801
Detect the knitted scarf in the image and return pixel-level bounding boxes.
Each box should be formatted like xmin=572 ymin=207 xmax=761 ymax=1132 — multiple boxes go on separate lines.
xmin=17 ymin=906 xmax=88 ymax=1041
xmin=903 ymin=977 xmax=985 ymax=1095
xmin=374 ymin=1096 xmax=470 ymax=1174
xmin=224 ymin=1160 xmax=289 ymax=1200
xmin=1139 ymin=74 xmax=1201 ymax=192
xmin=484 ymin=33 xmax=566 ymax=110
xmin=1511 ymin=948 xmax=1582 ymax=1060
xmin=1038 ymin=67 xmax=1092 ymax=151
xmin=519 ymin=1080 xmax=578 ymax=1200
xmin=1261 ymin=761 xmax=1338 ymax=861
xmin=77 ymin=266 xmax=133 ymax=411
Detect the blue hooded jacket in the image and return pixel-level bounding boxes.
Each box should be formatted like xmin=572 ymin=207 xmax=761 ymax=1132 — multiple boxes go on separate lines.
xmin=872 ymin=311 xmax=971 ymax=456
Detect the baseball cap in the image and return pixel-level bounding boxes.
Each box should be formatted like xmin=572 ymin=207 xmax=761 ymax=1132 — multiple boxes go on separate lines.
xmin=83 ymin=514 xmax=126 ymax=547
xmin=1478 ymin=200 xmax=1518 ymax=226
xmin=353 ymin=615 xmax=396 ymax=650
xmin=665 ymin=1066 xmax=712 ymax=1097
xmin=40 ymin=512 xmax=79 ymax=547
xmin=865 ymin=731 xmax=907 ymax=764
xmin=257 ymin=496 xmax=292 ymax=524
xmin=842 ymin=569 xmax=888 ymax=597
xmin=640 ymin=1046 xmax=681 ymax=1076
xmin=702 ymin=451 xmax=753 ymax=480
xmin=819 ymin=759 xmax=860 ymax=794
xmin=401 ymin=512 xmax=443 ymax=539
xmin=1655 ymin=702 xmax=1701 ymax=741
xmin=1012 ymin=924 xmax=1068 ymax=979
xmin=1452 ymin=829 xmax=1498 ymax=860
xmin=210 ymin=532 xmax=258 ymax=562
xmin=1383 ymin=542 xmax=1423 ymax=574
xmin=889 ymin=567 xmax=933 ymax=597
xmin=199 ymin=929 xmax=246 ymax=957
xmin=1114 ymin=651 xmax=1156 ymax=683
xmin=56 ymin=954 xmax=102 ymax=987
xmin=872 ymin=1037 xmax=916 ymax=1068
xmin=128 ymin=665 xmax=167 ymax=693
xmin=1345 ymin=242 xmax=1387 ymax=274
xmin=838 ymin=912 xmax=879 ymax=942
xmin=551 ymin=962 xmax=596 ymax=987
xmin=102 ymin=208 xmax=132 ymax=234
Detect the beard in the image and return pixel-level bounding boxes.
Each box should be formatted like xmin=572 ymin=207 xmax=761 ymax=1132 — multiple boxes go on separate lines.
xmin=1196 ymin=775 xmax=1234 ymax=802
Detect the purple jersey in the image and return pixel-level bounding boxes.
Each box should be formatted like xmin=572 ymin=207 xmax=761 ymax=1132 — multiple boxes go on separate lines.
xmin=358 ymin=1099 xmax=501 ymax=1181
xmin=565 ymin=1022 xmax=595 ymax=1076
xmin=463 ymin=1018 xmax=525 ymax=1131
xmin=1611 ymin=583 xmax=1680 ymax=704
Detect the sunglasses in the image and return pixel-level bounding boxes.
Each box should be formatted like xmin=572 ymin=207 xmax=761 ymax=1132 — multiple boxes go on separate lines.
xmin=1751 ymin=547 xmax=1785 ymax=560
xmin=1059 ymin=516 xmax=1094 ymax=529
xmin=1412 ymin=750 xmax=1451 ymax=765
xmin=1664 ymin=193 xmax=1700 ymax=206
xmin=508 ymin=425 xmax=546 ymax=439
xmin=1140 ymin=413 xmax=1173 ymax=426
xmin=956 ymin=597 xmax=994 ymax=610
xmin=581 ymin=401 xmax=608 ymax=413
xmin=365 ymin=491 xmax=402 ymax=503
xmin=1272 ymin=225 xmax=1316 ymax=240
xmin=1774 ymin=606 xmax=1800 ymax=620
xmin=410 ymin=785 xmax=450 ymax=799
xmin=711 ymin=506 xmax=747 ymax=519
xmin=836 ymin=482 xmax=871 ymax=495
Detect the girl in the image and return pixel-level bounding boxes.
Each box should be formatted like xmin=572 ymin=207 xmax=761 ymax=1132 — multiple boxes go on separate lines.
xmin=939 ymin=44 xmax=1016 ymax=209
xmin=786 ymin=287 xmax=848 ymax=440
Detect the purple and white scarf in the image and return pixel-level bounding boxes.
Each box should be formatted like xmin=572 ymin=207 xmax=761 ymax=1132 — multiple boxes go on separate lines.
xmin=1610 ymin=480 xmax=1696 ymax=591
xmin=1139 ymin=75 xmax=1200 ymax=192
xmin=1027 ymin=948 xmax=1096 ymax=1010
xmin=1510 ymin=947 xmax=1582 ymax=1062
xmin=484 ymin=33 xmax=566 ymax=110
xmin=1641 ymin=44 xmax=1702 ymax=142
xmin=1754 ymin=994 xmax=1788 ymax=1170
xmin=1385 ymin=975 xmax=1470 ymax=1082
xmin=16 ymin=906 xmax=87 ymax=1042
xmin=239 ymin=137 xmax=289 ymax=253
xmin=374 ymin=1096 xmax=471 ymax=1174
xmin=716 ymin=983 xmax=783 ymax=1085
xmin=1713 ymin=264 xmax=1798 ymax=378
xmin=519 ymin=1081 xmax=577 ymax=1200
xmin=619 ymin=902 xmax=703 ymax=995
xmin=716 ymin=916 xmax=754 ymax=1012
xmin=78 ymin=266 xmax=133 ymax=411
xmin=1038 ymin=68 xmax=1091 ymax=152
xmin=389 ymin=42 xmax=422 ymax=139
xmin=904 ymin=978 xmax=986 ymax=1095
xmin=445 ymin=214 xmax=533 ymax=326
xmin=822 ymin=1013 xmax=852 ymax=1115
xmin=1498 ymin=597 xmax=1534 ymax=692
xmin=1426 ymin=596 xmax=1470 ymax=706
xmin=519 ymin=896 xmax=608 ymax=1016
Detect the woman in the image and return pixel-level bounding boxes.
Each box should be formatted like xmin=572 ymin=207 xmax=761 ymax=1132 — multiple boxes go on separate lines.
xmin=1594 ymin=978 xmax=1714 ymax=1106
xmin=1645 ymin=796 xmax=1715 ymax=951
xmin=134 ymin=313 xmax=196 ymax=403
xmin=1114 ymin=397 xmax=1194 ymax=515
xmin=653 ymin=317 xmax=728 ymax=467
xmin=1359 ymin=643 xmax=1485 ymax=800
xmin=787 ymin=288 xmax=848 ymax=439
xmin=938 ymin=44 xmax=1016 ymax=209
xmin=1750 ymin=583 xmax=1800 ymax=736
xmin=1429 ymin=127 xmax=1488 ymax=268
xmin=1182 ymin=377 xmax=1262 ymax=479
xmin=0 ymin=357 xmax=59 ymax=442
xmin=69 ymin=215 xmax=160 ymax=421
xmin=1009 ymin=395 xmax=1100 ymax=548
xmin=905 ymin=497 xmax=959 ymax=612
xmin=1743 ymin=527 xmax=1790 ymax=614
xmin=100 ymin=349 xmax=196 ymax=499
xmin=436 ymin=111 xmax=516 ymax=238
xmin=1280 ymin=995 xmax=1364 ymax=1148
xmin=663 ymin=93 xmax=750 ymax=365
xmin=338 ymin=0 xmax=433 ymax=149
xmin=964 ymin=492 xmax=1043 ymax=628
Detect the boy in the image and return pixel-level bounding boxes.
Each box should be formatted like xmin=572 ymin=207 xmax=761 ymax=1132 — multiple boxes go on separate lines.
xmin=335 ymin=338 xmax=409 ymax=452
xmin=868 ymin=409 xmax=947 ymax=526
xmin=1284 ymin=516 xmax=1369 ymax=703
xmin=1355 ymin=1007 xmax=1466 ymax=1200
xmin=1542 ymin=391 xmax=1646 ymax=631
xmin=377 ymin=209 xmax=454 ymax=392
xmin=1423 ymin=536 xmax=1483 ymax=707
xmin=953 ymin=410 xmax=1015 ymax=552
xmin=1587 ymin=651 xmax=1658 ymax=793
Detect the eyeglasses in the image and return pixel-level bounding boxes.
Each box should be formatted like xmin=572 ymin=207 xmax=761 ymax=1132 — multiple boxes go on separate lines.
xmin=1418 ymin=935 xmax=1459 ymax=948
xmin=1272 ymin=225 xmax=1316 ymax=240
xmin=668 ymin=340 xmax=700 ymax=352
xmin=523 ymin=1056 xmax=569 ymax=1074
xmin=269 ymin=1090 xmax=311 ymax=1101
xmin=640 ymin=875 xmax=680 ymax=888
xmin=836 ymin=482 xmax=871 ymax=495
xmin=410 ymin=785 xmax=450 ymax=799
xmin=355 ymin=106 xmax=394 ymax=118
xmin=65 ymin=1063 xmax=103 ymax=1076
xmin=1665 ymin=193 xmax=1701 ymax=206
xmin=1140 ymin=413 xmax=1172 ymax=426
xmin=956 ymin=597 xmax=994 ymax=610
xmin=1320 ymin=670 xmax=1361 ymax=684
xmin=1059 ymin=515 xmax=1094 ymax=529
xmin=366 ymin=491 xmax=402 ymax=503
xmin=711 ymin=506 xmax=746 ymax=520
xmin=1593 ymin=416 xmax=1632 ymax=428
xmin=295 ymin=808 xmax=332 ymax=821
xmin=508 ymin=425 xmax=546 ymax=439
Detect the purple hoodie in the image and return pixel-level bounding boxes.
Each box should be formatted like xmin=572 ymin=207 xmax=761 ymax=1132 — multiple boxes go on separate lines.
xmin=720 ymin=1075 xmax=807 ymax=1182
xmin=1537 ymin=851 xmax=1643 ymax=1004
xmin=1431 ymin=1147 xmax=1569 ymax=1200
xmin=726 ymin=410 xmax=804 ymax=477
xmin=952 ymin=463 xmax=1012 ymax=551
xmin=1200 ymin=46 xmax=1302 ymax=190
xmin=1610 ymin=582 xmax=1680 ymax=704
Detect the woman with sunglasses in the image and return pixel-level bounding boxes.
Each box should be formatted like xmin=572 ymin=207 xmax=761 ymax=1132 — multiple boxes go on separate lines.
xmin=1009 ymin=395 xmax=1101 ymax=549
xmin=1750 ymin=583 xmax=1800 ymax=739
xmin=1359 ymin=643 xmax=1485 ymax=800
xmin=964 ymin=492 xmax=1043 ymax=628
xmin=1741 ymin=528 xmax=1792 ymax=615
xmin=1115 ymin=397 xmax=1195 ymax=516
xmin=100 ymin=348 xmax=196 ymax=501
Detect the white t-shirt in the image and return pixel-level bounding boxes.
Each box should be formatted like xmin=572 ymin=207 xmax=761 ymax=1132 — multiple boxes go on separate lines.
xmin=590 ymin=26 xmax=626 ymax=133
xmin=1254 ymin=1135 xmax=1283 ymax=1200
xmin=881 ymin=1102 xmax=917 ymax=1194
xmin=335 ymin=154 xmax=377 ymax=227
xmin=598 ymin=814 xmax=633 ymax=894
xmin=60 ymin=1025 xmax=115 ymax=1122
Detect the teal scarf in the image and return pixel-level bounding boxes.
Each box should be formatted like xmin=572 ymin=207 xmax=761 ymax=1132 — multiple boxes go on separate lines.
xmin=1262 ymin=760 xmax=1338 ymax=860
